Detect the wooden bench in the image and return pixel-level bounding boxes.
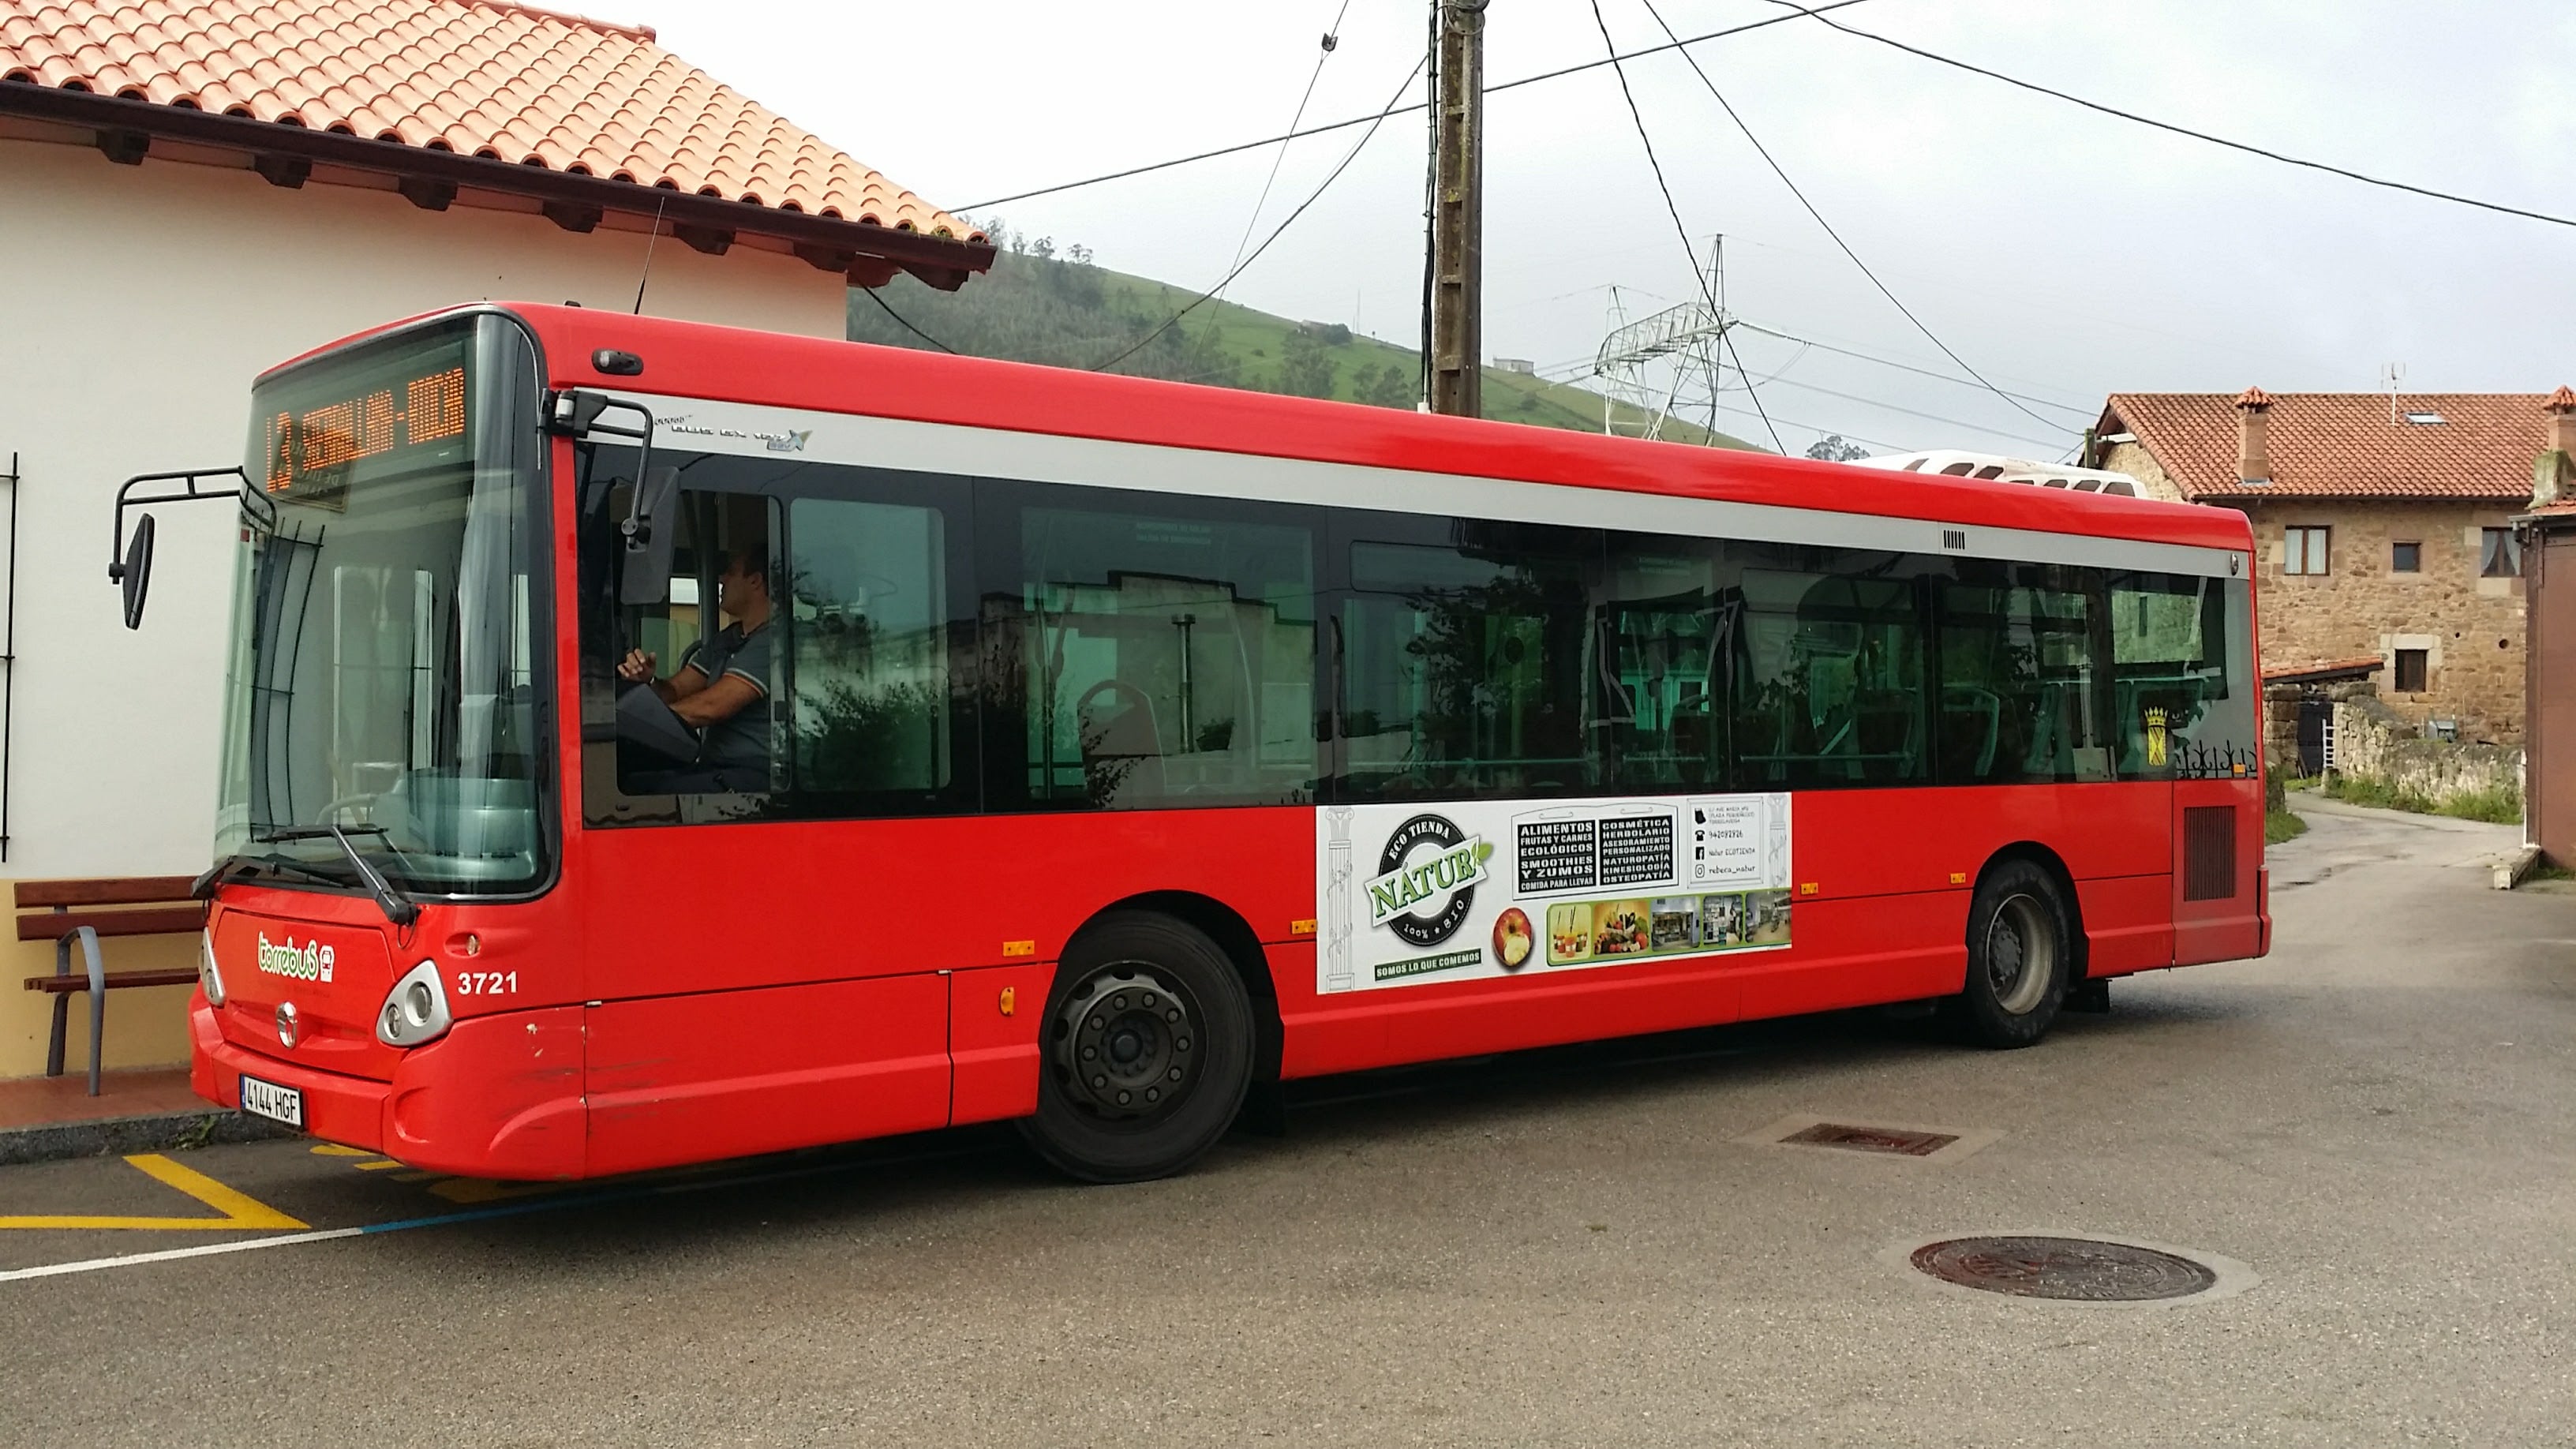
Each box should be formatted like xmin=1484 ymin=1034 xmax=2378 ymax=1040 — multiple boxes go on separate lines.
xmin=17 ymin=877 xmax=204 ymax=1095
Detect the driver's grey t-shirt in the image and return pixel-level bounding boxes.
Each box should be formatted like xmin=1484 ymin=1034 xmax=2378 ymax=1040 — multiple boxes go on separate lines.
xmin=677 ymin=622 xmax=773 ymax=784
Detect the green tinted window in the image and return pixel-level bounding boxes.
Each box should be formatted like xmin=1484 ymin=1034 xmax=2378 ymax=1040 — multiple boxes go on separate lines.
xmin=2109 ymin=572 xmax=2256 ymax=778
xmin=1734 ymin=549 xmax=1928 ymax=788
xmin=1341 ymin=524 xmax=1599 ymax=800
xmin=789 ymin=496 xmax=950 ymax=796
xmin=1597 ymin=541 xmax=1732 ymax=793
xmin=1021 ymin=503 xmax=1316 ymax=808
xmin=1935 ymin=566 xmax=2110 ymax=784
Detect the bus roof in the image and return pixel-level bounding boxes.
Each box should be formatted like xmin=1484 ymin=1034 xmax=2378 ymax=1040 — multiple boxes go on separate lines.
xmin=282 ymin=302 xmax=2252 ymax=556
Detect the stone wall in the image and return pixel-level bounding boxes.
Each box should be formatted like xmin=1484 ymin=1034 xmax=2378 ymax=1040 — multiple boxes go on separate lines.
xmin=2331 ymin=695 xmax=2523 ymax=812
xmin=2248 ymin=501 xmax=2526 ymax=744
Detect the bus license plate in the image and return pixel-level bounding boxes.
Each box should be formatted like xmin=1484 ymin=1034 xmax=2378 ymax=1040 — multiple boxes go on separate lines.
xmin=239 ymin=1074 xmax=304 ymax=1129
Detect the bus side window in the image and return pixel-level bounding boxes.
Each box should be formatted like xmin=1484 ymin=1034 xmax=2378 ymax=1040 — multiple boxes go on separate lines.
xmin=2109 ymin=571 xmax=2255 ymax=777
xmin=1735 ymin=551 xmax=1928 ymax=788
xmin=1342 ymin=522 xmax=1598 ymax=802
xmin=786 ymin=496 xmax=951 ymax=798
xmin=1018 ymin=498 xmax=1316 ymax=809
xmin=1597 ymin=537 xmax=1732 ymax=793
xmin=1935 ymin=566 xmax=2110 ymax=784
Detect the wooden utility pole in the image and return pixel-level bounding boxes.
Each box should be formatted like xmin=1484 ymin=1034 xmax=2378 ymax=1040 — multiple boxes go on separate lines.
xmin=1428 ymin=0 xmax=1486 ymax=417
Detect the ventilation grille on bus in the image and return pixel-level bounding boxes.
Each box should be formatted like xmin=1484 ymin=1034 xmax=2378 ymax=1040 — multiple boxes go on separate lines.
xmin=2183 ymin=807 xmax=2237 ymax=902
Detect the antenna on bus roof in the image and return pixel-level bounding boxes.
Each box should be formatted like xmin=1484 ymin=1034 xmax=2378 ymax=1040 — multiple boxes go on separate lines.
xmin=633 ymin=194 xmax=670 ymax=316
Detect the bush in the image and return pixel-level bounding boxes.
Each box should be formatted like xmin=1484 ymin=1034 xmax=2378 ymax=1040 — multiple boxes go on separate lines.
xmin=2321 ymin=772 xmax=2522 ymax=825
xmin=2265 ymin=808 xmax=2308 ymax=844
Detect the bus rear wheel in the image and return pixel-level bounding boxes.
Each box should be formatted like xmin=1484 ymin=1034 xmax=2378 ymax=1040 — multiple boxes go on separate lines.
xmin=1953 ymin=860 xmax=2072 ymax=1049
xmin=1020 ymin=912 xmax=1253 ymax=1183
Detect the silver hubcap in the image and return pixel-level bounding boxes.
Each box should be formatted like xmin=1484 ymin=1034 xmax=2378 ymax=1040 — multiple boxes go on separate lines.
xmin=1984 ymin=893 xmax=2056 ymax=1017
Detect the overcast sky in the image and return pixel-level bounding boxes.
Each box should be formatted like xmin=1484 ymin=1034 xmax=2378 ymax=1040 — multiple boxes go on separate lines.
xmin=642 ymin=0 xmax=2576 ymax=459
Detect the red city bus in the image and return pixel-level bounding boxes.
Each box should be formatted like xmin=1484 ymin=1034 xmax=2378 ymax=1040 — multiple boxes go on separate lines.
xmin=137 ymin=304 xmax=2266 ymax=1184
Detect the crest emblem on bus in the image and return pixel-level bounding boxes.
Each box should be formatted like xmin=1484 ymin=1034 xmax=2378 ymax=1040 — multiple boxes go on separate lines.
xmin=763 ymin=429 xmax=811 ymax=454
xmin=2144 ymin=706 xmax=2170 ymax=769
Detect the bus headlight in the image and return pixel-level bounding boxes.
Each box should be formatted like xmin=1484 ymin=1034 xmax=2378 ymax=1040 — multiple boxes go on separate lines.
xmin=376 ymin=960 xmax=451 ymax=1048
xmin=197 ymin=929 xmax=226 ymax=1006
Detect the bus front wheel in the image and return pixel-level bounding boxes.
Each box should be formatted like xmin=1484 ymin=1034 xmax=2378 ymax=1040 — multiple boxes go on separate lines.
xmin=1020 ymin=911 xmax=1254 ymax=1183
xmin=1953 ymin=860 xmax=2072 ymax=1049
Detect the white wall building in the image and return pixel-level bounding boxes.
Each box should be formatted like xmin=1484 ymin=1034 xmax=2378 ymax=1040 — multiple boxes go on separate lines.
xmin=0 ymin=0 xmax=990 ymax=1077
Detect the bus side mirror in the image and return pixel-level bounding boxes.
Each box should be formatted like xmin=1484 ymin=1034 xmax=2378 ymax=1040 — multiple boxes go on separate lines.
xmin=619 ymin=465 xmax=680 ymax=605
xmin=114 ymin=513 xmax=155 ymax=630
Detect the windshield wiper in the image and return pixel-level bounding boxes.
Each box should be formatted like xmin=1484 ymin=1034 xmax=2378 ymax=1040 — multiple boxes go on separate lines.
xmin=193 ymin=852 xmax=346 ymax=899
xmin=256 ymin=824 xmax=420 ymax=927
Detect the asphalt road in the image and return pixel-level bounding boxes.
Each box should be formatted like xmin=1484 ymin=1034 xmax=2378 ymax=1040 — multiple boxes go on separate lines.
xmin=2 ymin=796 xmax=2570 ymax=1448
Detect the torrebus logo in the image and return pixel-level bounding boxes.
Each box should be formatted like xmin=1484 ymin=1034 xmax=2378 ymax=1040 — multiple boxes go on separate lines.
xmin=255 ymin=931 xmax=336 ymax=983
xmin=1364 ymin=814 xmax=1494 ymax=948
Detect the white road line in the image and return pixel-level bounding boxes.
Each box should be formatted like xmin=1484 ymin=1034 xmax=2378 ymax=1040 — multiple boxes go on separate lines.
xmin=0 ymin=1139 xmax=993 ymax=1285
xmin=0 ymin=1227 xmax=367 ymax=1282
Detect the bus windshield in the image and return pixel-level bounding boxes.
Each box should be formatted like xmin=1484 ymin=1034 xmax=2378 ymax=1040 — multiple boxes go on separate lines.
xmin=213 ymin=315 xmax=549 ymax=895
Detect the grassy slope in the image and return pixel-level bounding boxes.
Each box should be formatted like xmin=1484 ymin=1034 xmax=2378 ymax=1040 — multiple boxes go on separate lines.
xmin=848 ymin=250 xmax=1761 ymax=451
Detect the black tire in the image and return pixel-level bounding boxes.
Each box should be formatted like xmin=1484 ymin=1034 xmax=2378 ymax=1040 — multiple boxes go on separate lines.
xmin=1953 ymin=859 xmax=2072 ymax=1049
xmin=1017 ymin=911 xmax=1254 ymax=1183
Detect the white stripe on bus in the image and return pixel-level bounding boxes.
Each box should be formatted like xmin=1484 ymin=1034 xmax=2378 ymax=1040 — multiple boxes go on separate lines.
xmin=603 ymin=391 xmax=2248 ymax=581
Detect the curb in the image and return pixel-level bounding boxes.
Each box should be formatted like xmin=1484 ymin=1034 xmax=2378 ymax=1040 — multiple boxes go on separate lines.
xmin=0 ymin=1110 xmax=293 ymax=1167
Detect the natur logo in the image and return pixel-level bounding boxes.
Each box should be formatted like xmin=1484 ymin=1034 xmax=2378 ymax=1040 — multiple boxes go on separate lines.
xmin=1364 ymin=814 xmax=1494 ymax=949
xmin=254 ymin=931 xmax=335 ymax=983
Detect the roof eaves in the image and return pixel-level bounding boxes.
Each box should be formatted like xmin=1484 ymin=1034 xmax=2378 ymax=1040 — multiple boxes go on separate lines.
xmin=0 ymin=80 xmax=994 ymax=283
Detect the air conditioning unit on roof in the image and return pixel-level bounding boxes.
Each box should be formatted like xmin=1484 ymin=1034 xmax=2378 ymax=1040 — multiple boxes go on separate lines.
xmin=1846 ymin=448 xmax=2141 ymax=496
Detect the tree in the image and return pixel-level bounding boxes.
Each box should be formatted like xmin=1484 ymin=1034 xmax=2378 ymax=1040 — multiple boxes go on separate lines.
xmin=1350 ymin=361 xmax=1417 ymax=410
xmin=1803 ymin=434 xmax=1870 ymax=462
xmin=1277 ymin=328 xmax=1337 ymax=399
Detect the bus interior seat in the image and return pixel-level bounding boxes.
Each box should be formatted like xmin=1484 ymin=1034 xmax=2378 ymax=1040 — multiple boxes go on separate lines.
xmin=1076 ymin=678 xmax=1168 ymax=799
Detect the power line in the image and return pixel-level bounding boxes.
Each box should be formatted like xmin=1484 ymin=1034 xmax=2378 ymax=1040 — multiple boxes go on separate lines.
xmin=1218 ymin=2 xmax=1354 ymax=302
xmin=1729 ymin=320 xmax=2095 ymax=416
xmin=1587 ymin=0 xmax=1783 ymax=453
xmin=856 ymin=283 xmax=957 ymax=354
xmin=957 ymin=0 xmax=1881 ymax=212
xmin=1635 ymin=0 xmax=2065 ymax=438
xmin=1735 ymin=371 xmax=2068 ymax=450
xmin=1766 ymin=0 xmax=2576 ymax=232
xmin=1093 ymin=50 xmax=1429 ymax=375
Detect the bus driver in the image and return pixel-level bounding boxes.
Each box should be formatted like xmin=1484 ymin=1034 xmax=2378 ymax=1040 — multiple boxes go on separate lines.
xmin=617 ymin=542 xmax=774 ymax=791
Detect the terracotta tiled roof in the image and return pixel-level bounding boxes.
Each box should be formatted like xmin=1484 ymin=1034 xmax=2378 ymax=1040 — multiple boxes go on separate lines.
xmin=2102 ymin=391 xmax=2558 ymax=500
xmin=0 ymin=0 xmax=982 ymax=242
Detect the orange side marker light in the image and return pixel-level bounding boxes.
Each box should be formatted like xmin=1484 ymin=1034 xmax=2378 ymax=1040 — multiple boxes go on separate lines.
xmin=1002 ymin=939 xmax=1036 ymax=958
xmin=998 ymin=987 xmax=1016 ymax=1017
xmin=1799 ymin=882 xmax=1819 ymax=896
xmin=1949 ymin=871 xmax=1968 ymax=886
xmin=1290 ymin=918 xmax=1318 ymax=937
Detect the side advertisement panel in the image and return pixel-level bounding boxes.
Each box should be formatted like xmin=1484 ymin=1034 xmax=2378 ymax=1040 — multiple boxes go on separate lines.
xmin=1317 ymin=793 xmax=1794 ymax=994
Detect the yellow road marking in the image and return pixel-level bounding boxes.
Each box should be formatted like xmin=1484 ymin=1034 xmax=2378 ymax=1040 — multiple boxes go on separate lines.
xmin=307 ymin=1144 xmax=376 ymax=1158
xmin=352 ymin=1159 xmax=410 ymax=1172
xmin=0 ymin=1155 xmax=308 ymax=1232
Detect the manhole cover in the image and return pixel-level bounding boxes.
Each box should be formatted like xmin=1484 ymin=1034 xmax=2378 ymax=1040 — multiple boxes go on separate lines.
xmin=1782 ymin=1122 xmax=1959 ymax=1157
xmin=1909 ymin=1235 xmax=2220 ymax=1301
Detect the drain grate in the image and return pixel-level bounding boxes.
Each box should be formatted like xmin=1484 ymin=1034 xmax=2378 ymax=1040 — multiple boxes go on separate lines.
xmin=1782 ymin=1121 xmax=1960 ymax=1157
xmin=1910 ymin=1235 xmax=2220 ymax=1301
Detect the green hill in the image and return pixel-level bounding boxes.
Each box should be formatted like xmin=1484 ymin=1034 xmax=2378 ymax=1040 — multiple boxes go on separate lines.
xmin=844 ymin=231 xmax=1760 ymax=451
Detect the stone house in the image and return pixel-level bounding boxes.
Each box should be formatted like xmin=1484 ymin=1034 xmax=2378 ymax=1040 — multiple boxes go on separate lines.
xmin=0 ymin=0 xmax=989 ymax=1079
xmin=2087 ymin=389 xmax=2554 ymax=745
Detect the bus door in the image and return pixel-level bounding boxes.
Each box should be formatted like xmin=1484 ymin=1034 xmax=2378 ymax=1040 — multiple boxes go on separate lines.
xmin=571 ymin=450 xmax=965 ymax=1174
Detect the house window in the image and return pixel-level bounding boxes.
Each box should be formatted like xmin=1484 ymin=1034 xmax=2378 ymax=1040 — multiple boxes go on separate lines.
xmin=2394 ymin=649 xmax=2428 ymax=693
xmin=2480 ymin=528 xmax=2521 ymax=578
xmin=2282 ymin=526 xmax=2331 ymax=575
xmin=2391 ymin=541 xmax=2421 ymax=573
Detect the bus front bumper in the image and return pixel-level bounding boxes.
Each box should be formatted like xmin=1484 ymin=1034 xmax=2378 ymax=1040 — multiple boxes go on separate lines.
xmin=190 ymin=995 xmax=587 ymax=1180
